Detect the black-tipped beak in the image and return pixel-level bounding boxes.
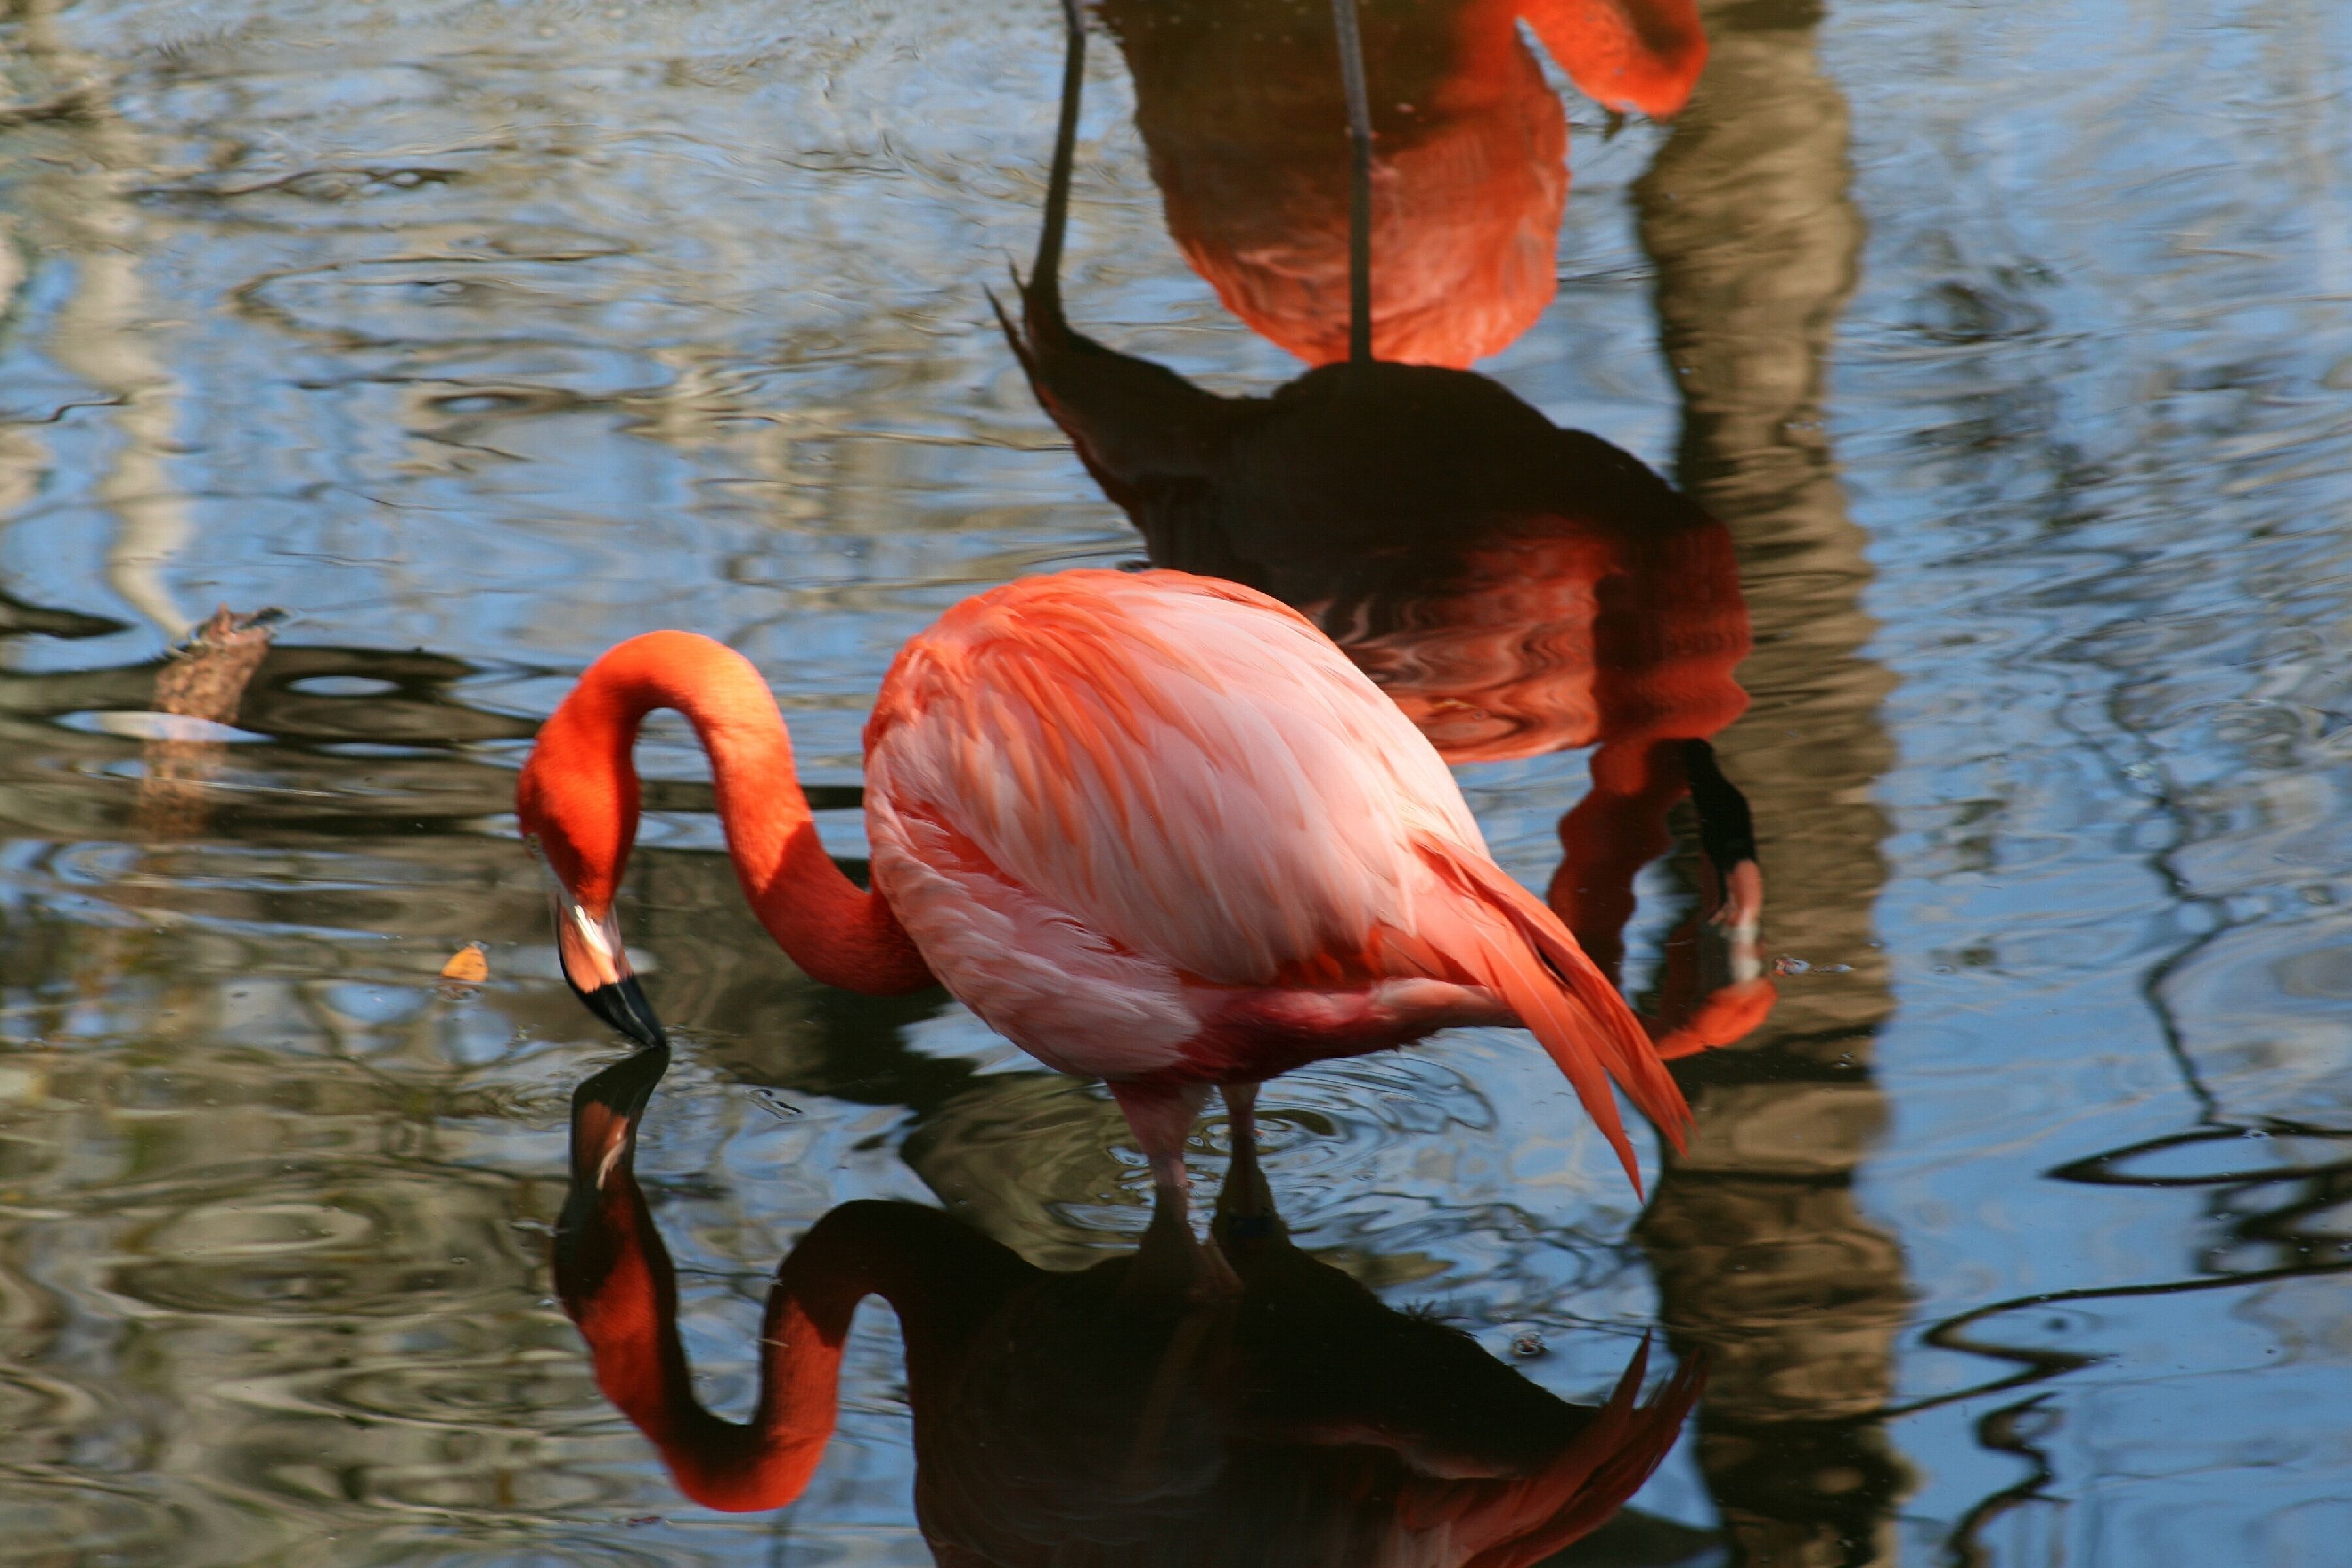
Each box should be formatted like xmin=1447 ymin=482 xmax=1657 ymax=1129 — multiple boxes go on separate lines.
xmin=573 ymin=972 xmax=667 ymax=1051
xmin=543 ymin=875 xmax=666 ymax=1049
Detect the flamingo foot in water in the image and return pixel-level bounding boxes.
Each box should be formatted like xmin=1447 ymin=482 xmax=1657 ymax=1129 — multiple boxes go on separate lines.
xmin=1112 ymin=1080 xmax=1241 ymax=1302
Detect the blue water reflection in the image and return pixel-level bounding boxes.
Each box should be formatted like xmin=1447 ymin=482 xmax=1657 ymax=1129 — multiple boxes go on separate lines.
xmin=0 ymin=0 xmax=2346 ymax=1563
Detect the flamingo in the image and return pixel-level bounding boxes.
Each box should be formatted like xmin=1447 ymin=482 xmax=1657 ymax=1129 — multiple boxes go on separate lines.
xmin=555 ymin=1043 xmax=1701 ymax=1558
xmin=517 ymin=570 xmax=1690 ymax=1215
xmin=1096 ymin=0 xmax=1707 ymax=368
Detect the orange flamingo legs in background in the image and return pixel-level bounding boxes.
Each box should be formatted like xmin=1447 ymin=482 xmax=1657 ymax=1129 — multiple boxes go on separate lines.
xmin=517 ymin=570 xmax=1689 ymax=1221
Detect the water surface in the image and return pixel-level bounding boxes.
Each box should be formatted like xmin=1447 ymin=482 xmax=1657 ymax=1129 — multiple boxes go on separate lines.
xmin=1 ymin=0 xmax=2349 ymax=1563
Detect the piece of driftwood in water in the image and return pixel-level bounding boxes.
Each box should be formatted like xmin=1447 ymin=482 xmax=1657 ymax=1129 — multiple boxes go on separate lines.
xmin=138 ymin=605 xmax=283 ymax=839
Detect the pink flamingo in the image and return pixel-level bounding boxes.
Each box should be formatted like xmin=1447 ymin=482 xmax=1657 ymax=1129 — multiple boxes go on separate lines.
xmin=517 ymin=570 xmax=1690 ymax=1224
xmin=1100 ymin=0 xmax=1707 ymax=369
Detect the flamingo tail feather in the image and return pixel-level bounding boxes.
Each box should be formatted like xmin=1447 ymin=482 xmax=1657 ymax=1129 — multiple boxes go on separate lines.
xmin=1420 ymin=841 xmax=1691 ymax=1192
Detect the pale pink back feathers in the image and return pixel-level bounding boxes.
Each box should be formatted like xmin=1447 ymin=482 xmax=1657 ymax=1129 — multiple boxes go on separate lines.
xmin=868 ymin=570 xmax=1484 ymax=986
xmin=860 ymin=570 xmax=1688 ymax=1177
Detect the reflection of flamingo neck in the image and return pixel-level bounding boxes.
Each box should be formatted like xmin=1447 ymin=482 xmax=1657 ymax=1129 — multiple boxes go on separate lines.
xmin=563 ymin=1166 xmax=1031 ymax=1512
xmin=518 ymin=631 xmax=931 ymax=994
xmin=1520 ymin=0 xmax=1708 ymax=120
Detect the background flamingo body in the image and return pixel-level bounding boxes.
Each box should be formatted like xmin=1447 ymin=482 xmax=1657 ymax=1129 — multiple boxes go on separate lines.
xmin=1102 ymin=0 xmax=1707 ymax=368
xmin=520 ymin=568 xmax=1686 ymax=1190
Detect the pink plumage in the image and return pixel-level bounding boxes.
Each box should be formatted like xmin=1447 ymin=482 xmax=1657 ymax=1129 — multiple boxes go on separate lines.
xmin=864 ymin=570 xmax=1687 ymax=1187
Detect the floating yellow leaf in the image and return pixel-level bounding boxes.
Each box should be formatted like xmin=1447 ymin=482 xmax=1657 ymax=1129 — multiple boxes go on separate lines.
xmin=440 ymin=943 xmax=489 ymax=983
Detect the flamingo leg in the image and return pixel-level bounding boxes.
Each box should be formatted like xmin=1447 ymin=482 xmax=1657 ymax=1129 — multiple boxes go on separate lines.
xmin=1217 ymin=1082 xmax=1279 ymax=1241
xmin=1222 ymin=1079 xmax=1260 ymax=1154
xmin=1111 ymin=1080 xmax=1241 ymax=1299
xmin=1109 ymin=1080 xmax=1211 ymax=1209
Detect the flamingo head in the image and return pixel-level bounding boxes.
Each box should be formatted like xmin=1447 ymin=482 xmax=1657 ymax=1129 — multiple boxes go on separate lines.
xmin=518 ymin=717 xmax=668 ymax=1051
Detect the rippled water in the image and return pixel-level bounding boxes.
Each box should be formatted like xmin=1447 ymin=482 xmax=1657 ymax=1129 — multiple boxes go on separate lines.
xmin=3 ymin=0 xmax=2351 ymax=1563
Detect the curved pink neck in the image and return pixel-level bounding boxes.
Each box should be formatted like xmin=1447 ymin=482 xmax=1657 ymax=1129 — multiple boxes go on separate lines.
xmin=563 ymin=1137 xmax=1029 ymax=1512
xmin=528 ymin=631 xmax=933 ymax=994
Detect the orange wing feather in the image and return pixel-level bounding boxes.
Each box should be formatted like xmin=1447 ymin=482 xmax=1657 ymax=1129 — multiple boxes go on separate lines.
xmin=1411 ymin=839 xmax=1690 ymax=1183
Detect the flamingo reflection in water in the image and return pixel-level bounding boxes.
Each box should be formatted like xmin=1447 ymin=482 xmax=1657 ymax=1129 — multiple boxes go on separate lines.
xmin=998 ymin=0 xmax=1769 ymax=1060
xmin=1100 ymin=0 xmax=1706 ymax=368
xmin=556 ymin=1046 xmax=1701 ymax=1560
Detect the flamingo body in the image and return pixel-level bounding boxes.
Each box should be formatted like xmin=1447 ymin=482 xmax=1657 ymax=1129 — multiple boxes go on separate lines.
xmin=1102 ymin=0 xmax=1707 ymax=369
xmin=870 ymin=570 xmax=1490 ymax=1076
xmin=863 ymin=572 xmax=1680 ymax=1166
xmin=519 ymin=568 xmax=1686 ymax=1190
